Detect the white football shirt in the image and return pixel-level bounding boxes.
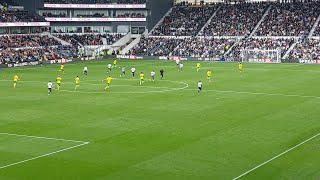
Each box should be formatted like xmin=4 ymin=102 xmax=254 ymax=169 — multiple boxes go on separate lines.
xmin=198 ymin=82 xmax=202 ymax=88
xmin=131 ymin=67 xmax=136 ymax=72
xmin=151 ymin=71 xmax=156 ymax=76
xmin=48 ymin=82 xmax=53 ymax=88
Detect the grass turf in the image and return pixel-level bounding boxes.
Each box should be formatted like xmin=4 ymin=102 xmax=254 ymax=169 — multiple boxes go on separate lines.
xmin=0 ymin=60 xmax=319 ymax=180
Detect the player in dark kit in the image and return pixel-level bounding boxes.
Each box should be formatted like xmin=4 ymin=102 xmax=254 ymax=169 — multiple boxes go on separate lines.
xmin=160 ymin=69 xmax=164 ymax=79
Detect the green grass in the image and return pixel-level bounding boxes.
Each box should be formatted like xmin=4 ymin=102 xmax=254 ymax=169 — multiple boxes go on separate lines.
xmin=0 ymin=60 xmax=320 ymax=180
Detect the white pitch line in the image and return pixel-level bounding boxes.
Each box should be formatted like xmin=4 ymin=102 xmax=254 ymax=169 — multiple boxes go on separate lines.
xmin=233 ymin=132 xmax=320 ymax=180
xmin=183 ymin=89 xmax=320 ymax=99
xmin=0 ymin=141 xmax=89 ymax=170
xmin=0 ymin=132 xmax=88 ymax=144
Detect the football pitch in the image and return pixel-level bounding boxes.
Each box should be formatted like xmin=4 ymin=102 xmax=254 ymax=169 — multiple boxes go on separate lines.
xmin=0 ymin=59 xmax=320 ymax=180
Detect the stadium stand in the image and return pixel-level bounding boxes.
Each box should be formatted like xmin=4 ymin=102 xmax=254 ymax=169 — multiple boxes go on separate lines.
xmin=172 ymin=37 xmax=236 ymax=58
xmin=130 ymin=37 xmax=185 ymax=56
xmin=43 ymin=0 xmax=146 ymax=4
xmin=54 ymin=33 xmax=123 ymax=46
xmin=200 ymin=3 xmax=268 ymax=36
xmin=0 ymin=35 xmax=61 ymax=49
xmin=0 ymin=9 xmax=46 ymax=22
xmin=255 ymin=2 xmax=320 ymax=36
xmin=151 ymin=4 xmax=218 ymax=36
xmin=289 ymin=38 xmax=320 ymax=60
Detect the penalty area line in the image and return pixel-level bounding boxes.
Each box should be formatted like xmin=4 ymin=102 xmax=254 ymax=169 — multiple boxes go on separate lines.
xmin=0 ymin=132 xmax=90 ymax=170
xmin=232 ymin=132 xmax=320 ymax=180
xmin=0 ymin=142 xmax=89 ymax=170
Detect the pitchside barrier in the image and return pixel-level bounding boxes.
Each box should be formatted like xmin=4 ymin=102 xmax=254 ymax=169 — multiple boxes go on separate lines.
xmin=0 ymin=56 xmax=315 ymax=69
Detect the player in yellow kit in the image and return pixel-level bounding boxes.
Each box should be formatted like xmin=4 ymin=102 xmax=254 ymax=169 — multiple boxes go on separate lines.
xmin=75 ymin=76 xmax=80 ymax=90
xmin=207 ymin=70 xmax=212 ymax=82
xmin=196 ymin=63 xmax=201 ymax=72
xmin=13 ymin=74 xmax=19 ymax=88
xmin=56 ymin=75 xmax=62 ymax=90
xmin=103 ymin=76 xmax=112 ymax=90
xmin=239 ymin=62 xmax=243 ymax=73
xmin=113 ymin=59 xmax=117 ymax=67
xmin=140 ymin=72 xmax=144 ymax=85
xmin=59 ymin=64 xmax=65 ymax=74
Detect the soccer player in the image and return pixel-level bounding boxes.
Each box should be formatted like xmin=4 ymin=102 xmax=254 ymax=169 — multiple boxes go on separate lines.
xmin=48 ymin=81 xmax=53 ymax=95
xmin=56 ymin=75 xmax=62 ymax=90
xmin=196 ymin=62 xmax=201 ymax=72
xmin=207 ymin=70 xmax=212 ymax=82
xmin=160 ymin=69 xmax=164 ymax=79
xmin=60 ymin=64 xmax=65 ymax=74
xmin=239 ymin=62 xmax=243 ymax=73
xmin=107 ymin=63 xmax=112 ymax=73
xmin=131 ymin=66 xmax=136 ymax=78
xmin=120 ymin=66 xmax=125 ymax=77
xmin=150 ymin=70 xmax=155 ymax=81
xmin=140 ymin=72 xmax=144 ymax=85
xmin=103 ymin=76 xmax=112 ymax=90
xmin=83 ymin=66 xmax=88 ymax=76
xmin=176 ymin=59 xmax=180 ymax=69
xmin=113 ymin=59 xmax=117 ymax=67
xmin=198 ymin=81 xmax=202 ymax=95
xmin=13 ymin=74 xmax=19 ymax=88
xmin=179 ymin=63 xmax=184 ymax=71
xmin=75 ymin=76 xmax=80 ymax=90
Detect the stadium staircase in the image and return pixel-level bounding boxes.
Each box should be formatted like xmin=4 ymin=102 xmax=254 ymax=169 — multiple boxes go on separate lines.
xmin=196 ymin=6 xmax=221 ymax=36
xmin=308 ymin=14 xmax=320 ymax=38
xmin=248 ymin=5 xmax=272 ymax=38
xmin=282 ymin=39 xmax=299 ymax=59
xmin=121 ymin=31 xmax=149 ymax=54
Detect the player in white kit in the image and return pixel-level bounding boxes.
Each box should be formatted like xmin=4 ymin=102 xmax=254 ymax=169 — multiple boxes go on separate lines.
xmin=150 ymin=70 xmax=156 ymax=81
xmin=176 ymin=59 xmax=180 ymax=70
xmin=107 ymin=64 xmax=112 ymax=73
xmin=120 ymin=66 xmax=126 ymax=77
xmin=179 ymin=63 xmax=184 ymax=71
xmin=198 ymin=81 xmax=202 ymax=95
xmin=83 ymin=66 xmax=88 ymax=76
xmin=131 ymin=66 xmax=136 ymax=78
xmin=48 ymin=81 xmax=53 ymax=95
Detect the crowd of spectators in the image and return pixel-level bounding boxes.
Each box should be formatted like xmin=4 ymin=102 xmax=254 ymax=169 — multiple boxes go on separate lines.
xmin=131 ymin=37 xmax=184 ymax=56
xmin=43 ymin=0 xmax=146 ymax=4
xmin=0 ymin=10 xmax=45 ymax=22
xmin=131 ymin=37 xmax=235 ymax=58
xmin=55 ymin=33 xmax=123 ymax=46
xmin=172 ymin=37 xmax=236 ymax=58
xmin=200 ymin=3 xmax=268 ymax=36
xmin=230 ymin=38 xmax=294 ymax=60
xmin=255 ymin=2 xmax=320 ymax=36
xmin=0 ymin=46 xmax=77 ymax=65
xmin=289 ymin=38 xmax=320 ymax=60
xmin=151 ymin=5 xmax=217 ymax=36
xmin=0 ymin=35 xmax=61 ymax=49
